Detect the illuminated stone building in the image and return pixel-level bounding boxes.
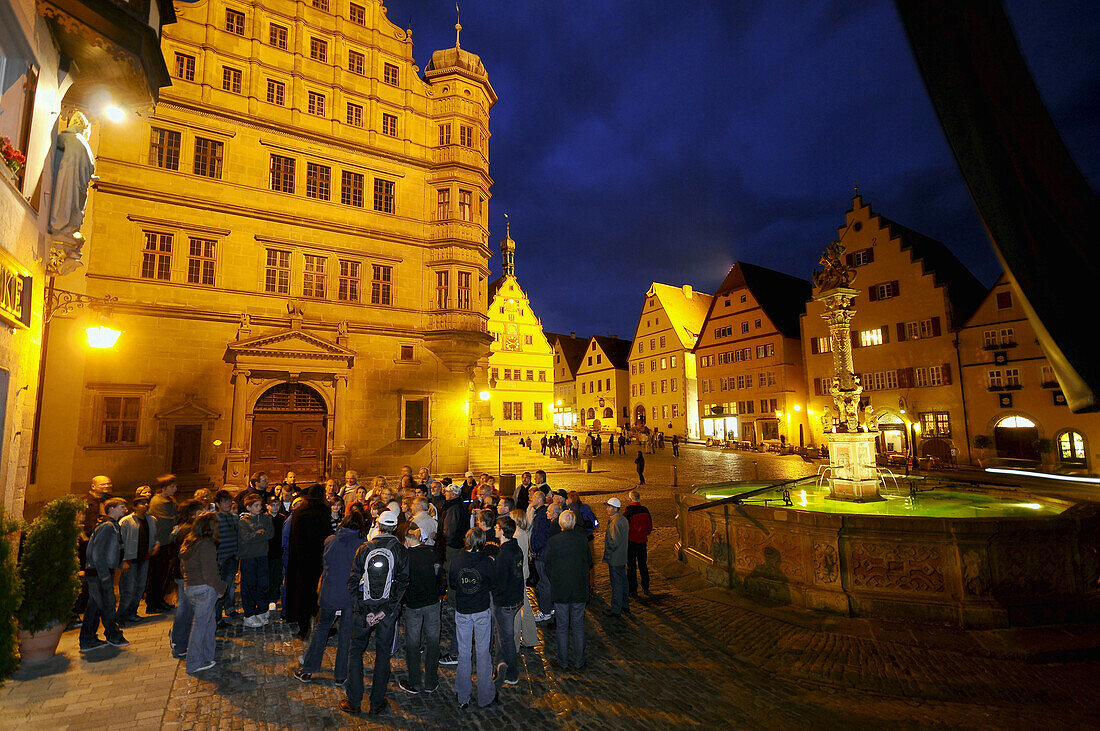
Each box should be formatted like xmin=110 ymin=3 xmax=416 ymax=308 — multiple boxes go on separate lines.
xmin=575 ymin=335 xmax=632 ymax=432
xmin=483 ymin=224 xmax=553 ymax=433
xmin=34 ymin=0 xmax=496 ymax=501
xmin=2 ymin=0 xmax=172 ymax=514
xmin=801 ymin=195 xmax=984 ymax=462
xmin=547 ymin=332 xmax=586 ymax=430
xmin=957 ymin=275 xmax=1100 ymax=472
xmin=694 ymin=263 xmax=810 ymax=446
xmin=627 ymin=283 xmax=711 ymax=438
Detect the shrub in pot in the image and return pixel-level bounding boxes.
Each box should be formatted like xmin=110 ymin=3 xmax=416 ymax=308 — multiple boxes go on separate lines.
xmin=0 ymin=508 xmax=23 ymax=681
xmin=17 ymin=496 xmax=83 ymax=663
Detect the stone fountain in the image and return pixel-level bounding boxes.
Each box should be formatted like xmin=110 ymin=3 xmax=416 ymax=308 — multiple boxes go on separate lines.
xmin=812 ymin=241 xmax=883 ymax=502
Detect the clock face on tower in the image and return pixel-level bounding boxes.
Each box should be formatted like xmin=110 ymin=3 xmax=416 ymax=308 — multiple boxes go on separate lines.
xmin=504 ymin=334 xmax=521 ymax=352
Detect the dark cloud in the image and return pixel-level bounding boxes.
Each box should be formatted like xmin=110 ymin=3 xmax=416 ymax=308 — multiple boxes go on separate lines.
xmin=385 ymin=0 xmax=1099 ymax=338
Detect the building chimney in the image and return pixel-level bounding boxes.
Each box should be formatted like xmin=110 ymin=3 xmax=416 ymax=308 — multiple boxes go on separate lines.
xmin=683 ymin=284 xmax=693 ymax=299
xmin=570 ymin=331 xmax=576 ymax=338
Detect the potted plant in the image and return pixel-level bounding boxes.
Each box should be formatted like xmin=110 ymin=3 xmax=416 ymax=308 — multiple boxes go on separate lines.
xmin=973 ymin=434 xmax=992 ymax=466
xmin=0 ymin=508 xmax=23 ymax=682
xmin=16 ymin=496 xmax=83 ymax=664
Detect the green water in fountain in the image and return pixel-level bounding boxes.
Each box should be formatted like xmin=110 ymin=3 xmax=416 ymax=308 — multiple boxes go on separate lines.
xmin=693 ymin=476 xmax=1069 ymax=518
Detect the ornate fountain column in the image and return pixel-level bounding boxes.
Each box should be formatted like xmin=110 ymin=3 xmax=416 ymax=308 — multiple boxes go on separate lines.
xmin=813 ymin=242 xmax=883 ymax=502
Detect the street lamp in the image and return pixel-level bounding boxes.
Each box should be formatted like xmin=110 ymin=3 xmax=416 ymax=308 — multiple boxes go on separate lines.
xmin=86 ymin=324 xmax=122 ymax=348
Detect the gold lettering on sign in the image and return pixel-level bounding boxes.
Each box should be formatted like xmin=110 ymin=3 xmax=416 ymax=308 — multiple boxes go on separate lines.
xmin=0 ymin=248 xmax=31 ymax=329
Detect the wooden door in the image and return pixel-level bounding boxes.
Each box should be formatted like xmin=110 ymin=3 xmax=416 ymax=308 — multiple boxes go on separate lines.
xmin=250 ymin=414 xmax=326 ymax=483
xmin=171 ymin=424 xmax=202 ymax=473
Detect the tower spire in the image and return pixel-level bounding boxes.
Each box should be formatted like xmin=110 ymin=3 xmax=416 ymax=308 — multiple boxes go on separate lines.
xmin=500 ymin=213 xmax=515 ymax=278
xmin=455 ymin=3 xmax=462 ymax=48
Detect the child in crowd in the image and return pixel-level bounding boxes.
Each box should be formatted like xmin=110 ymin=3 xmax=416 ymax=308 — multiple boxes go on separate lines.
xmin=238 ymin=493 xmax=272 ymax=627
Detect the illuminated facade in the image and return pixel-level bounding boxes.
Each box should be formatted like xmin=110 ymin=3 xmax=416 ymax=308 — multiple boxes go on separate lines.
xmin=957 ymin=275 xmax=1100 ymax=473
xmin=34 ymin=0 xmax=496 ymax=501
xmin=628 ymin=283 xmax=711 ymax=438
xmin=695 ymin=263 xmax=810 ymax=446
xmin=801 ymin=196 xmax=984 ymax=461
xmin=484 ymin=225 xmax=553 ymax=433
xmin=575 ymin=335 xmax=632 ymax=431
xmin=548 ymin=332 xmax=586 ymax=430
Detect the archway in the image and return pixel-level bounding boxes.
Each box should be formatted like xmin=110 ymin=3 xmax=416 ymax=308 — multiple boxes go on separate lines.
xmin=876 ymin=413 xmax=906 ymax=454
xmin=250 ymin=383 xmax=327 ymax=483
xmin=994 ymin=415 xmax=1039 ymax=461
xmin=603 ymin=407 xmax=614 ymax=420
xmin=635 ymin=404 xmax=646 ymax=425
xmin=1057 ymin=429 xmax=1087 ymax=467
xmin=587 ymin=408 xmax=595 ymax=420
xmin=920 ymin=437 xmax=953 ymax=464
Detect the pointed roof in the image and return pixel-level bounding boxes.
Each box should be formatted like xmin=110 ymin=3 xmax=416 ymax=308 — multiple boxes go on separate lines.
xmin=713 ymin=262 xmax=811 ymax=338
xmin=646 ymin=282 xmax=713 ymax=349
xmin=225 ymin=327 xmax=355 ymax=367
xmin=546 ymin=332 xmax=588 ymax=375
xmin=591 ymin=335 xmax=633 ymax=369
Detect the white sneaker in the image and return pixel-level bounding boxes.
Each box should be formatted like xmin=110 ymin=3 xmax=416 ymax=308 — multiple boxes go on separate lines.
xmin=258 ymin=613 xmax=269 ymax=626
xmin=243 ymin=615 xmax=259 ymax=628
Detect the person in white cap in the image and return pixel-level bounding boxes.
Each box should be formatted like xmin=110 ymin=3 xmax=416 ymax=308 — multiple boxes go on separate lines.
xmin=343 ymin=509 xmax=408 ymax=716
xmin=602 ymin=497 xmax=630 ymax=617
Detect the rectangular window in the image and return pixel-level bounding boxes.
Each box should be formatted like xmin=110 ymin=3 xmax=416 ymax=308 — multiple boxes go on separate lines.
xmin=660 ymin=357 xmax=667 ymax=370
xmin=920 ymin=412 xmax=951 ymax=438
xmin=436 ymin=189 xmax=450 ymax=219
xmin=383 ymin=63 xmax=400 ymax=86
xmin=983 ymin=330 xmax=998 ymax=348
xmin=102 ymin=396 xmax=140 ymax=444
xmin=661 ymin=380 xmax=667 ymax=393
xmin=225 ymin=9 xmax=245 ymax=35
xmin=338 ymin=260 xmax=360 ymax=302
xmin=403 ymin=397 xmax=428 ymax=439
xmin=382 ymin=113 xmax=398 ymax=137
xmin=996 ymin=290 xmax=1012 ymax=309
xmin=438 ymin=124 xmax=451 ymax=146
xmin=659 ymin=335 xmax=666 ymax=348
xmin=987 ymin=370 xmax=1003 ymax=389
xmin=186 ymin=238 xmax=216 ymax=286
xmin=905 ymin=319 xmax=935 ymax=340
xmin=671 ymin=379 xmax=677 ymax=392
xmin=269 ymin=23 xmax=288 ymax=49
xmin=149 ymin=128 xmax=181 ymax=170
xmin=1040 ymin=364 xmax=1057 ymax=386
xmin=435 ymin=270 xmax=449 ymax=308
xmin=915 ymin=367 xmax=929 ymax=388
xmin=267 ymin=78 xmax=286 ymax=106
xmin=457 ymin=271 xmax=471 ymax=310
xmin=460 ymin=125 xmax=473 ymax=147
xmin=526 ymin=370 xmax=534 ymax=381
xmin=312 ymin=0 xmax=329 ymax=11
xmin=999 ymin=327 xmax=1016 ymax=346
xmin=742 ymin=322 xmax=750 ymax=333
xmin=308 ymin=91 xmax=326 ymax=116
xmin=222 ymin=66 xmax=242 ymax=94
xmin=349 ymin=3 xmax=365 ymax=25
xmin=400 ymin=345 xmax=414 ymax=361
xmin=859 ymin=329 xmax=883 ymax=347
xmin=638 ymin=361 xmax=644 ymax=374
xmin=370 ymin=264 xmax=392 ymax=305
xmin=341 ymin=170 xmax=364 ymax=207
xmin=141 ymin=231 xmax=172 ymax=280
xmin=310 ymin=37 xmax=328 ymax=62
xmin=303 ymin=254 xmax=326 ymax=298
xmin=1005 ymin=368 xmax=1021 ymax=388
xmin=174 ymin=53 xmax=196 ymax=81
xmin=270 ymin=154 xmax=295 ymax=192
xmin=346 ymin=102 xmax=363 ymax=127
xmin=264 ymin=249 xmax=290 ymax=293
xmin=373 ymin=178 xmax=394 ymax=212
xmin=348 ymin=49 xmax=365 ymax=75
xmin=193 ymin=137 xmax=223 ymax=179
xmin=306 ymin=162 xmax=331 ymax=200
xmin=459 ymin=190 xmax=472 ymax=221
xmin=852 ymin=248 xmax=872 ymax=266
xmin=534 ymin=402 xmax=543 ymax=420
xmin=672 ymin=404 xmax=679 ymax=418
xmin=525 ymin=335 xmax=533 ymax=345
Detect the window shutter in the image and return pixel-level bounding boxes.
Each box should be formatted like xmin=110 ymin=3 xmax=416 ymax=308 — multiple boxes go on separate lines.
xmin=814 ymin=378 xmax=821 ymax=396
xmin=845 ymin=253 xmax=854 ymax=267
xmin=931 ymin=316 xmax=942 ymax=336
xmin=881 ymin=325 xmax=890 ymax=344
xmin=868 ymin=286 xmax=878 ymax=301
xmin=941 ymin=363 xmax=952 ymax=385
xmin=901 ymin=367 xmax=914 ymax=388
xmin=866 ymin=247 xmax=875 ymax=263
xmin=851 ymin=332 xmax=859 ymax=349
xmin=890 ymin=280 xmax=900 ymax=297
xmin=896 ymin=323 xmax=907 ymax=342
xmin=811 ymin=338 xmax=819 ymax=355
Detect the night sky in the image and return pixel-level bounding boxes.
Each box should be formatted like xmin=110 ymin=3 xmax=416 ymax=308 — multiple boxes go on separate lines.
xmin=383 ymin=0 xmax=1099 ymax=339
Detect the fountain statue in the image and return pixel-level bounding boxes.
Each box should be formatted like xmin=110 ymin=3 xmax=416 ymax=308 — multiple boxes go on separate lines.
xmin=813 ymin=241 xmax=883 ymax=502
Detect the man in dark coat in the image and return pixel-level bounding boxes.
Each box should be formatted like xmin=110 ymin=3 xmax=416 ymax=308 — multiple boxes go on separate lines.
xmin=543 ymin=510 xmax=593 ymax=669
xmin=285 ymin=484 xmax=334 ymax=639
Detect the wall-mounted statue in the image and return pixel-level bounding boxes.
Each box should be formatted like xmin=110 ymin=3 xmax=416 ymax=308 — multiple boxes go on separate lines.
xmin=48 ymin=111 xmax=97 ymax=274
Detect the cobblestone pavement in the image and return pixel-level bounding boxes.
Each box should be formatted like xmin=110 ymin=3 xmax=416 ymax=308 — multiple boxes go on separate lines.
xmin=6 ymin=445 xmax=1100 ymax=729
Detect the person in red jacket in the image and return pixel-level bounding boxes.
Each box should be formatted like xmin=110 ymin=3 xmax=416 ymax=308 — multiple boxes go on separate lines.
xmin=622 ymin=490 xmax=653 ymax=597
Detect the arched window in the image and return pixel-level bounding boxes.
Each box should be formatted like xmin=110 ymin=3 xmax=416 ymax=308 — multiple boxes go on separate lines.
xmin=1058 ymin=430 xmax=1086 ymax=465
xmin=603 ymin=407 xmax=614 ymax=419
xmin=587 ymin=408 xmax=595 ymax=420
xmin=996 ymin=415 xmax=1035 ymax=428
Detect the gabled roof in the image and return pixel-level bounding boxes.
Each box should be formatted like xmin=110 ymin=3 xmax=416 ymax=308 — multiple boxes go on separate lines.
xmin=591 ymin=335 xmax=633 ymax=370
xmin=712 ymin=262 xmax=811 ymax=339
xmin=647 ymin=283 xmax=713 ymax=349
xmin=488 ymin=276 xmax=504 ymax=302
xmin=877 ymin=212 xmax=986 ymax=328
xmin=546 ymin=332 xmax=588 ymax=375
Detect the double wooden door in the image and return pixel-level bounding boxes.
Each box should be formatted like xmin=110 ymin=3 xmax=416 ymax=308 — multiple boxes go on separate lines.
xmin=250 ymin=414 xmax=326 ymax=483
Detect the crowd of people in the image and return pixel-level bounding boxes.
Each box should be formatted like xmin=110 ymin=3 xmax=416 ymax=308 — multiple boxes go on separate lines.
xmin=74 ymin=465 xmax=655 ymax=715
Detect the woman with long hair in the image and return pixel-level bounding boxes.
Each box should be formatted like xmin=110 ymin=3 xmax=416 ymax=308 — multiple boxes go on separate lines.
xmin=169 ymin=499 xmax=205 ymax=659
xmin=179 ymin=512 xmax=226 ymax=674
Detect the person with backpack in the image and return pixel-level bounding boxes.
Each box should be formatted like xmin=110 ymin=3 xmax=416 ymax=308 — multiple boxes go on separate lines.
xmin=449 ymin=527 xmax=507 ymax=709
xmin=342 ymin=510 xmax=408 ymax=716
xmin=80 ymin=497 xmax=129 ymax=653
xmin=295 ymin=512 xmax=367 ymax=685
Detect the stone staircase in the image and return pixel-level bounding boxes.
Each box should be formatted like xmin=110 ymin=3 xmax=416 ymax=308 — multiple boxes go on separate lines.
xmin=468 ymin=435 xmax=564 ymax=475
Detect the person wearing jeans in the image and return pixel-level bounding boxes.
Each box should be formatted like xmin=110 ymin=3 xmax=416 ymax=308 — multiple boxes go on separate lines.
xmin=491 ymin=516 xmax=524 ymax=684
xmin=399 ymin=524 xmax=444 ymax=693
xmin=118 ymin=492 xmax=157 ymax=623
xmin=602 ymin=498 xmax=630 ymax=617
xmin=80 ymin=499 xmax=128 ymax=652
xmin=448 ymin=527 xmax=505 ymax=708
xmin=179 ymin=512 xmax=227 ymax=674
xmin=529 ymin=493 xmax=553 ymax=620
xmin=544 ymin=510 xmax=592 ymax=669
xmin=212 ymin=491 xmax=239 ymax=622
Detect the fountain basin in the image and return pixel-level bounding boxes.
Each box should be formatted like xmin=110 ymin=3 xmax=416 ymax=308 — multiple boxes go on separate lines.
xmin=675 ymin=477 xmax=1100 ymax=628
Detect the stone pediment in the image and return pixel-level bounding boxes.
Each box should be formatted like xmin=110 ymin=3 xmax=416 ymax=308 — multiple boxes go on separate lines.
xmin=225 ymin=328 xmax=355 ymax=367
xmin=155 ymin=397 xmax=221 ymax=425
